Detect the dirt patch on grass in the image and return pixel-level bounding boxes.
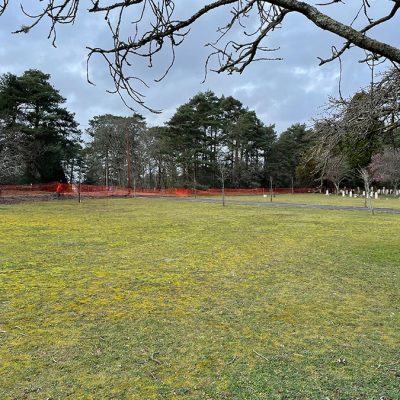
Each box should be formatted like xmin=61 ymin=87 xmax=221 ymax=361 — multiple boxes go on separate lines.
xmin=0 ymin=194 xmax=56 ymax=204
xmin=0 ymin=193 xmax=137 ymax=204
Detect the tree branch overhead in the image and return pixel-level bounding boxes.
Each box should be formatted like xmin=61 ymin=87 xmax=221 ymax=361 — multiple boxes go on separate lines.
xmin=2 ymin=0 xmax=399 ymax=110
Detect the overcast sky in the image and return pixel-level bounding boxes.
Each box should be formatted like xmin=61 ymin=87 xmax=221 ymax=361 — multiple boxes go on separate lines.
xmin=0 ymin=1 xmax=398 ymax=136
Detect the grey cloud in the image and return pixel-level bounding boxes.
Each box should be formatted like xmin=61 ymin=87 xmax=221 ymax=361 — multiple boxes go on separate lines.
xmin=0 ymin=1 xmax=398 ymax=136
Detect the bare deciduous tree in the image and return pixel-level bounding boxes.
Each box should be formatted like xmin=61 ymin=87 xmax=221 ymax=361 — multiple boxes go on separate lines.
xmin=216 ymin=146 xmax=230 ymax=206
xmin=370 ymin=148 xmax=400 ymax=192
xmin=0 ymin=127 xmax=26 ymax=184
xmin=359 ymin=167 xmax=374 ymax=213
xmin=322 ymin=155 xmax=349 ymax=195
xmin=1 ymin=1 xmax=399 ymax=110
xmin=313 ymin=67 xmax=400 ymax=167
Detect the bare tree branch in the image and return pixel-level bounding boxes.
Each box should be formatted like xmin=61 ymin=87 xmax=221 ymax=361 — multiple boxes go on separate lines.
xmin=312 ymin=66 xmax=400 ymax=172
xmin=2 ymin=0 xmax=400 ymax=110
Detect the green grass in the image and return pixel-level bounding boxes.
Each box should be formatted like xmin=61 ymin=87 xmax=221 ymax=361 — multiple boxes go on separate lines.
xmin=0 ymin=198 xmax=399 ymax=399
xmin=203 ymin=193 xmax=400 ymax=209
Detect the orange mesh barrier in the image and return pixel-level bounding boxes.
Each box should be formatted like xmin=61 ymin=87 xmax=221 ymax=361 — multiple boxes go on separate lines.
xmin=0 ymin=183 xmax=316 ymax=200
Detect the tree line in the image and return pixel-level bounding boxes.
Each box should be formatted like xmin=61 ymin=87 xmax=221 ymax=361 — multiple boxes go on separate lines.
xmin=1 ymin=69 xmax=399 ymax=191
xmin=0 ymin=71 xmax=315 ymax=188
xmin=84 ymin=91 xmax=315 ymax=189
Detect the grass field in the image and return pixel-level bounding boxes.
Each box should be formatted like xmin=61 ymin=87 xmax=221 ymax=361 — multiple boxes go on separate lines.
xmin=1 ymin=198 xmax=399 ymax=399
xmin=201 ymin=193 xmax=400 ymax=209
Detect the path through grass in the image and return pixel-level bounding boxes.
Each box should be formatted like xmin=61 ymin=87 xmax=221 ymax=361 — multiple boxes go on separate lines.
xmin=200 ymin=193 xmax=400 ymax=209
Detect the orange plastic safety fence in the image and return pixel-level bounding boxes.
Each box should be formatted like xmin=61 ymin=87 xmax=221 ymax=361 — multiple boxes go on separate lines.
xmin=0 ymin=183 xmax=317 ymax=198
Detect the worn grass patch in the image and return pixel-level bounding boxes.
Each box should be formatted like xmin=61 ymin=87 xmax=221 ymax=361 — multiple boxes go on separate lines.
xmin=0 ymin=198 xmax=399 ymax=399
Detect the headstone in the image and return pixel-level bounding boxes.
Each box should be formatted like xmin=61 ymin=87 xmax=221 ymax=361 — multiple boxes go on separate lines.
xmin=325 ymin=190 xmax=329 ymax=196
xmin=375 ymin=192 xmax=378 ymax=199
xmin=349 ymin=191 xmax=353 ymax=198
xmin=362 ymin=191 xmax=365 ymax=197
xmin=342 ymin=191 xmax=345 ymax=197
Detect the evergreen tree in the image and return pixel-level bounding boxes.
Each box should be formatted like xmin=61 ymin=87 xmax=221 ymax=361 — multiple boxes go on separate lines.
xmin=0 ymin=70 xmax=81 ymax=183
xmin=166 ymin=91 xmax=276 ymax=188
xmin=85 ymin=113 xmax=146 ymax=187
xmin=340 ymin=92 xmax=384 ymax=170
xmin=167 ymin=91 xmax=222 ymax=187
xmin=268 ymin=124 xmax=315 ymax=187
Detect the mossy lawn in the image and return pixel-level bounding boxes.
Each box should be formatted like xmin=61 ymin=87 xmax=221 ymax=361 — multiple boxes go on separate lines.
xmin=0 ymin=198 xmax=399 ymax=399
